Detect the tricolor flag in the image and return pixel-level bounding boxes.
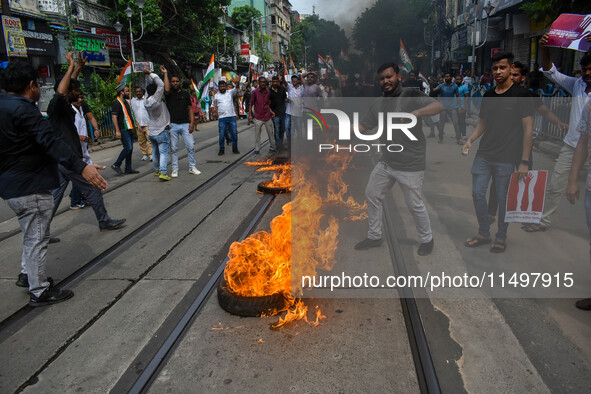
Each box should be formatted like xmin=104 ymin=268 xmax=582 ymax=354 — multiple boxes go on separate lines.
xmin=117 ymin=59 xmax=132 ymax=83
xmin=282 ymin=55 xmax=289 ymax=80
xmin=198 ymin=54 xmax=215 ymax=100
xmin=191 ymin=79 xmax=199 ymax=97
xmin=399 ymin=39 xmax=414 ymax=74
xmin=318 ymin=54 xmax=328 ymax=69
xmin=289 ymin=55 xmax=296 ymax=74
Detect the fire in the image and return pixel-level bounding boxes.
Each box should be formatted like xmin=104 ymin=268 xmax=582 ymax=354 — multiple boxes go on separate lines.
xmin=222 ymin=153 xmax=366 ymax=329
xmin=256 ymin=164 xmax=292 ymax=191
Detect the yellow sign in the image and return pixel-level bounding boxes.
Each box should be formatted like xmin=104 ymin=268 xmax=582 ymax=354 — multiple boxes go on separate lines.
xmin=2 ymin=15 xmax=27 ymax=58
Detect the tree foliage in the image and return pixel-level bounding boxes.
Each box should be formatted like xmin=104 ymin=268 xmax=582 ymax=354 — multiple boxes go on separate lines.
xmin=288 ymin=15 xmax=348 ymax=69
xmin=352 ymin=0 xmax=431 ymax=71
xmin=520 ymin=0 xmax=590 ymax=25
xmin=108 ymin=0 xmax=231 ymax=65
xmin=231 ymin=5 xmax=262 ymax=32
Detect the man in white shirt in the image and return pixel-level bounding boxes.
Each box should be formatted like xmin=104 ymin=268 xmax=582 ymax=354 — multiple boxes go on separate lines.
xmin=213 ymin=80 xmax=240 ymax=155
xmin=131 ymin=86 xmax=152 ymax=161
xmin=144 ymin=67 xmax=172 ymax=181
xmin=285 ymin=74 xmax=304 ymax=143
xmin=523 ymin=33 xmax=591 ymax=232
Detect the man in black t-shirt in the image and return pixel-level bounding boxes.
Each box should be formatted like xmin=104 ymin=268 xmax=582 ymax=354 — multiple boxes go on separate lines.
xmin=354 ymin=62 xmax=444 ymax=256
xmin=164 ymin=73 xmax=199 ymax=177
xmin=47 ymin=53 xmax=126 ymax=235
xmin=270 ymin=76 xmax=288 ymax=150
xmin=462 ymin=52 xmax=534 ymax=253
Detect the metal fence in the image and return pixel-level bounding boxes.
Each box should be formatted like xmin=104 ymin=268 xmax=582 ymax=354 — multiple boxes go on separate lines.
xmin=89 ymin=107 xmax=117 ymax=140
xmin=534 ymin=96 xmax=571 ymax=141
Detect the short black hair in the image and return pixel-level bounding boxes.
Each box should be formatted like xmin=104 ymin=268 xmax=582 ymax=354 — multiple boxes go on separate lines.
xmin=2 ymin=61 xmax=37 ymax=93
xmin=491 ymin=52 xmax=514 ymax=64
xmin=134 ymin=86 xmax=145 ymax=93
xmin=410 ymin=69 xmax=418 ymax=75
xmin=581 ymin=54 xmax=591 ymax=67
xmin=146 ymin=82 xmax=157 ymax=96
xmin=258 ymin=76 xmax=267 ymax=82
xmin=512 ymin=61 xmax=528 ymax=77
xmin=271 ymin=75 xmax=279 ymax=81
xmin=377 ymin=62 xmax=400 ymax=75
xmin=218 ymin=80 xmax=227 ymax=85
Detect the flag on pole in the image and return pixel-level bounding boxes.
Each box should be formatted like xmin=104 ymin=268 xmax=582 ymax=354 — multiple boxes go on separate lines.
xmin=117 ymin=59 xmax=132 ymax=83
xmin=399 ymin=39 xmax=414 ymax=74
xmin=282 ymin=55 xmax=289 ymax=80
xmin=318 ymin=54 xmax=328 ymax=69
xmin=191 ymin=79 xmax=199 ymax=97
xmin=289 ymin=55 xmax=296 ymax=74
xmin=198 ymin=54 xmax=215 ymax=100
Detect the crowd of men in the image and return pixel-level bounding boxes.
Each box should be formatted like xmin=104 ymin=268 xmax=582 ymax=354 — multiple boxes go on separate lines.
xmin=1 ymin=31 xmax=590 ymax=311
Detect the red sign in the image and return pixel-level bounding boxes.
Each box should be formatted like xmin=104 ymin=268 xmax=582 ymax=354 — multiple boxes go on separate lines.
xmin=491 ymin=47 xmax=502 ymax=57
xmin=38 ymin=65 xmax=50 ymax=77
xmin=546 ymin=13 xmax=591 ymax=52
xmin=91 ymin=28 xmax=131 ymax=50
xmin=505 ymin=171 xmax=548 ymax=223
xmin=240 ymin=44 xmax=250 ymax=56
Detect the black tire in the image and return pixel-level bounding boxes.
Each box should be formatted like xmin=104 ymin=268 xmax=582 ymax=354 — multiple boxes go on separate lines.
xmin=217 ymin=279 xmax=291 ymax=317
xmin=272 ymin=156 xmax=291 ymax=165
xmin=257 ymin=180 xmax=289 ymax=194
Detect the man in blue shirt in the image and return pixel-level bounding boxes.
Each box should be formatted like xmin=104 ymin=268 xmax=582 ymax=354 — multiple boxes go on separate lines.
xmin=456 ymin=75 xmax=470 ymax=140
xmin=434 ymin=73 xmax=462 ymax=144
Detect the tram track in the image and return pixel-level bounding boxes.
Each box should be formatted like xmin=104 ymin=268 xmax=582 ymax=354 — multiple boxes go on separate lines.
xmin=0 ymin=136 xmax=268 ymax=336
xmin=0 ymin=124 xmax=254 ymax=243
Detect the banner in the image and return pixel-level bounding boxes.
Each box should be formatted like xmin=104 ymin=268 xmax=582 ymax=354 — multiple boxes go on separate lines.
xmin=2 ymin=16 xmax=27 ymax=58
xmin=505 ymin=171 xmax=548 ymax=223
xmin=546 ymin=13 xmax=591 ymax=52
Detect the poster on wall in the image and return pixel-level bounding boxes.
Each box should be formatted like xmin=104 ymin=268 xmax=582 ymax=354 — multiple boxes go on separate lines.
xmin=2 ymin=16 xmax=28 ymax=58
xmin=546 ymin=13 xmax=591 ymax=52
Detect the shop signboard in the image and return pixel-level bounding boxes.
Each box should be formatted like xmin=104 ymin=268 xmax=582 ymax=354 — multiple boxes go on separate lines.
xmin=57 ymin=36 xmax=110 ymax=66
xmin=2 ymin=15 xmax=27 ymax=58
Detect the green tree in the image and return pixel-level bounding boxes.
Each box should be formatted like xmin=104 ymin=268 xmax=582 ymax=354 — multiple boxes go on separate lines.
xmin=288 ymin=15 xmax=348 ymax=70
xmin=108 ymin=0 xmax=231 ymax=70
xmin=352 ymin=0 xmax=431 ymax=72
xmin=520 ymin=0 xmax=590 ymax=25
xmin=231 ymin=5 xmax=262 ymax=32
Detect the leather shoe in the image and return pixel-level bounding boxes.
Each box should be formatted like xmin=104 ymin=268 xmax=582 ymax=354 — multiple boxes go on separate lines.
xmin=99 ymin=218 xmax=126 ymax=231
xmin=417 ymin=239 xmax=434 ymax=256
xmin=111 ymin=164 xmax=123 ymax=175
xmin=124 ymin=169 xmax=140 ymax=174
xmin=16 ymin=273 xmax=53 ymax=288
xmin=29 ymin=285 xmax=73 ymax=307
xmin=354 ymin=238 xmax=383 ymax=250
xmin=49 ymin=237 xmax=60 ymax=244
xmin=575 ymin=298 xmax=591 ymax=310
xmin=232 ymin=147 xmax=240 ymax=154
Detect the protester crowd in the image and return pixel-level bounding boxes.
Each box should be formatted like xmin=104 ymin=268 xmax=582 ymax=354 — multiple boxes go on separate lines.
xmin=1 ymin=31 xmax=590 ymax=311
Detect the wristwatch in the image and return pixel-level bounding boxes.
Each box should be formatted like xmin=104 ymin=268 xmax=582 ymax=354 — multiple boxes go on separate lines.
xmin=520 ymin=159 xmax=530 ymax=166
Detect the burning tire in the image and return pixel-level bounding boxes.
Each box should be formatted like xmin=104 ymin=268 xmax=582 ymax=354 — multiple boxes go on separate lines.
xmin=257 ymin=180 xmax=289 ymax=194
xmin=272 ymin=156 xmax=290 ymax=165
xmin=217 ymin=279 xmax=291 ymax=317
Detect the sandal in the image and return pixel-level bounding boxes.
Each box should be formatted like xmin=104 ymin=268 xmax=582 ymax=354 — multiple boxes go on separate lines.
xmin=464 ymin=236 xmax=492 ymax=247
xmin=523 ymin=223 xmax=546 ymax=232
xmin=490 ymin=240 xmax=506 ymax=253
xmin=488 ymin=215 xmax=496 ymax=224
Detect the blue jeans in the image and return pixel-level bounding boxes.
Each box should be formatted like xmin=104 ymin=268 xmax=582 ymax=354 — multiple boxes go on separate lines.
xmin=70 ymin=184 xmax=83 ymax=206
xmin=170 ymin=123 xmax=195 ymax=170
xmin=272 ymin=114 xmax=286 ymax=150
xmin=218 ymin=117 xmax=237 ymax=149
xmin=51 ymin=164 xmax=110 ymax=225
xmin=113 ymin=129 xmax=134 ymax=171
xmin=5 ymin=192 xmax=54 ymax=297
xmin=586 ymin=190 xmax=591 ymax=264
xmin=149 ymin=130 xmax=170 ymax=174
xmin=471 ymin=155 xmax=514 ymax=242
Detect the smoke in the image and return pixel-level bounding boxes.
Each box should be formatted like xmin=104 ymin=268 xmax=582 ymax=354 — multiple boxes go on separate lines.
xmin=292 ymin=0 xmax=378 ymax=35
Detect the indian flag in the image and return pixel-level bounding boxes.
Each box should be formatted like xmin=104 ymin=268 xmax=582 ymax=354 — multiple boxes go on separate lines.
xmin=399 ymin=39 xmax=414 ymax=74
xmin=191 ymin=79 xmax=199 ymax=96
xmin=198 ymin=54 xmax=215 ymax=100
xmin=117 ymin=59 xmax=132 ymax=83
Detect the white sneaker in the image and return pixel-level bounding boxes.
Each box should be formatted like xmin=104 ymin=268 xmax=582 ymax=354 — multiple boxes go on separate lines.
xmin=141 ymin=155 xmax=149 ymax=161
xmin=148 ymin=155 xmax=152 ymax=161
xmin=189 ymin=167 xmax=201 ymax=175
xmin=171 ymin=169 xmax=178 ymax=178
